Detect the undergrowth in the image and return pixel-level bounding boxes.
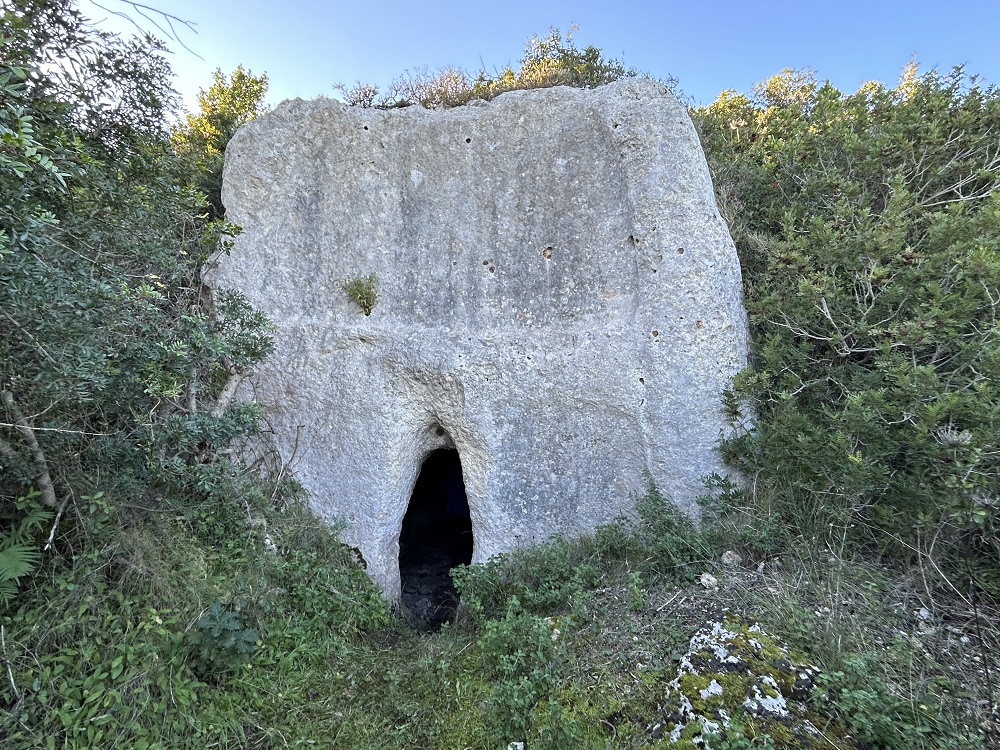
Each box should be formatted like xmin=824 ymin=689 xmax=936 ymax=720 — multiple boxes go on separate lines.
xmin=2 ymin=473 xmax=996 ymax=748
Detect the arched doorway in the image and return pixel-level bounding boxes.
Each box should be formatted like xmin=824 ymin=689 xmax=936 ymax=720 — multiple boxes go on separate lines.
xmin=399 ymin=449 xmax=473 ymax=626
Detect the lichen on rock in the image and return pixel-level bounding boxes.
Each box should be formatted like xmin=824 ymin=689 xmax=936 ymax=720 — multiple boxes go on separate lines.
xmin=652 ymin=616 xmax=854 ymax=748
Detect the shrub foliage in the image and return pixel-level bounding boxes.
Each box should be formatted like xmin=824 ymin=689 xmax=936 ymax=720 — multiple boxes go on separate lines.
xmin=694 ymin=66 xmax=1000 ymax=578
xmin=0 ymin=0 xmax=274 ymax=600
xmin=336 ymin=26 xmax=636 ymax=109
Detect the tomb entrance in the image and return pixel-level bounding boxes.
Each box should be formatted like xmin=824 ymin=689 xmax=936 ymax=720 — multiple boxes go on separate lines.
xmin=398 ymin=449 xmax=473 ymax=626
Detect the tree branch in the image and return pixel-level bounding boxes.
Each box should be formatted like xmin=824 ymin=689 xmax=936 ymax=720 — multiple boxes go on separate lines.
xmin=43 ymin=495 xmax=72 ymax=553
xmin=211 ymin=358 xmax=245 ymax=418
xmin=1 ymin=311 xmax=56 ymax=365
xmin=188 ymin=366 xmax=199 ymax=415
xmin=88 ymin=1 xmax=201 ymax=57
xmin=0 ymin=390 xmax=57 ymax=507
xmin=0 ymin=423 xmax=109 ymax=436
xmin=1 ymin=624 xmax=19 ymax=705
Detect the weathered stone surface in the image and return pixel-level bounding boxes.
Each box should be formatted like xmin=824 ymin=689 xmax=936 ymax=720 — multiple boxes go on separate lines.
xmin=652 ymin=618 xmax=851 ymax=748
xmin=209 ymin=78 xmax=747 ymax=598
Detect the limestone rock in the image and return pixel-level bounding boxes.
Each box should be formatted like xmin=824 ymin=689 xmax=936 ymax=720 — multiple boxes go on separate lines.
xmin=208 ymin=79 xmax=748 ymax=598
xmin=655 ymin=618 xmax=850 ymax=748
xmin=720 ymin=550 xmax=743 ymax=568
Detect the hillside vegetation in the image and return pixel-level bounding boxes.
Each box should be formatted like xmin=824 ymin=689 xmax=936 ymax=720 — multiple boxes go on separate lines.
xmin=1 ymin=3 xmax=998 ymax=748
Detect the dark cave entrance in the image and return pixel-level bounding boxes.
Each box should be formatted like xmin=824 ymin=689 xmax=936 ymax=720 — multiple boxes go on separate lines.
xmin=399 ymin=449 xmax=473 ymax=627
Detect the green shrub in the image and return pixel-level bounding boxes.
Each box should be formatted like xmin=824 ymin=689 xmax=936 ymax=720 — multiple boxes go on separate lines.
xmin=454 ymin=481 xmax=713 ymax=625
xmin=816 ymin=655 xmax=982 ymax=750
xmin=338 ymin=273 xmax=380 ymax=316
xmin=697 ymin=473 xmax=788 ymax=559
xmin=1 ymin=0 xmax=275 ymax=606
xmin=470 ymin=26 xmax=635 ymax=101
xmin=453 ymin=534 xmax=600 ymax=622
xmin=475 ymin=598 xmax=580 ymax=746
xmin=633 ymin=478 xmax=714 ymax=577
xmin=184 ymin=600 xmax=258 ymax=677
xmin=694 ymin=66 xmax=1000 ymax=579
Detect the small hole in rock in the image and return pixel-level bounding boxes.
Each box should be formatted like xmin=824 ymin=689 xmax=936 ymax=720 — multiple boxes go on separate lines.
xmin=542 ymin=246 xmax=553 ymax=259
xmin=482 ymin=260 xmax=489 ymax=265
xmin=677 ymin=247 xmax=684 ymax=254
xmin=639 ymin=377 xmax=645 ymax=384
xmin=465 ymin=137 xmax=471 ymax=143
xmin=489 ymin=266 xmax=495 ymax=273
xmin=363 ymin=125 xmax=369 ymax=130
xmin=652 ymin=330 xmax=659 ymax=337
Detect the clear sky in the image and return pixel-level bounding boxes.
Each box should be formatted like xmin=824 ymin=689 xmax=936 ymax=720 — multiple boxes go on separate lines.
xmin=87 ymin=0 xmax=1000 ymax=112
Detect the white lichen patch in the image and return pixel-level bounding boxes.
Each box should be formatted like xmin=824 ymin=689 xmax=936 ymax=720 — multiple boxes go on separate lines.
xmin=700 ymin=679 xmax=724 ymax=700
xmin=744 ymin=675 xmax=789 ymax=717
xmin=658 ymin=617 xmax=845 ymax=748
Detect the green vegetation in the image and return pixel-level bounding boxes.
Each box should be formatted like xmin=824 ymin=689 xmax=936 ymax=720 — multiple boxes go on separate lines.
xmin=1 ymin=2 xmax=997 ymax=748
xmin=694 ymin=65 xmax=1000 ymax=584
xmin=338 ymin=272 xmax=380 ymax=316
xmin=172 ymin=65 xmax=269 ymax=218
xmin=2 ymin=0 xmax=271 ymax=612
xmin=335 ymin=26 xmax=639 ymax=109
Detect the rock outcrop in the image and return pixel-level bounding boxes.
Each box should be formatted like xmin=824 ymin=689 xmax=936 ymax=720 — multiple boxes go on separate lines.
xmin=653 ymin=618 xmax=851 ymax=748
xmin=209 ymin=78 xmax=748 ymax=598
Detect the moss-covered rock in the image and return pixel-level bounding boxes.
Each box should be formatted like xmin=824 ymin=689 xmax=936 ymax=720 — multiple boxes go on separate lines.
xmin=653 ymin=616 xmax=854 ymax=748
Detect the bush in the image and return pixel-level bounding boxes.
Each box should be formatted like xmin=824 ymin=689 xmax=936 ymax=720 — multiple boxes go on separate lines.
xmin=694 ymin=66 xmax=1000 ymax=581
xmin=816 ymin=655 xmax=982 ymax=750
xmin=338 ymin=273 xmax=380 ymax=316
xmin=184 ymin=600 xmax=258 ymax=678
xmin=336 ymin=27 xmax=637 ymax=110
xmin=453 ymin=535 xmax=600 ymax=622
xmin=476 ymin=598 xmax=580 ymax=747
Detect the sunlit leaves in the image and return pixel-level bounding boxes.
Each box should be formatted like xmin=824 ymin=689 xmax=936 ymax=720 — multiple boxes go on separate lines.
xmin=694 ymin=66 xmax=1000 ymax=564
xmin=1 ymin=1 xmax=274 ymax=598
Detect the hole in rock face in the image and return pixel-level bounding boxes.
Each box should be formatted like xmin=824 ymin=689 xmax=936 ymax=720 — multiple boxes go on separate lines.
xmin=399 ymin=449 xmax=473 ymax=627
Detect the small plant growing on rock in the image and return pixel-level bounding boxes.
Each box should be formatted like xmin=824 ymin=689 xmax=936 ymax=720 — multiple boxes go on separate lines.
xmin=338 ymin=273 xmax=380 ymax=316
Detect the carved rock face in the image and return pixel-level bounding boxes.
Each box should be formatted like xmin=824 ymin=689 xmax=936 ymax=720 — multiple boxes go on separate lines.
xmin=210 ymin=79 xmax=748 ymax=598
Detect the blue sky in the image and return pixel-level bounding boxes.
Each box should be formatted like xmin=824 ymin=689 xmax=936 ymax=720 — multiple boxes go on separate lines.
xmin=88 ymin=0 xmax=1000 ymax=111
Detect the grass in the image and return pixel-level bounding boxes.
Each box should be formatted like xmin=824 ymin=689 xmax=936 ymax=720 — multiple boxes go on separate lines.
xmin=0 ymin=484 xmax=996 ymax=749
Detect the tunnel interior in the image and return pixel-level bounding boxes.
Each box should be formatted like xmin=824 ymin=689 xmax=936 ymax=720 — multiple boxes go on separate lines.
xmin=399 ymin=448 xmax=473 ymax=627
